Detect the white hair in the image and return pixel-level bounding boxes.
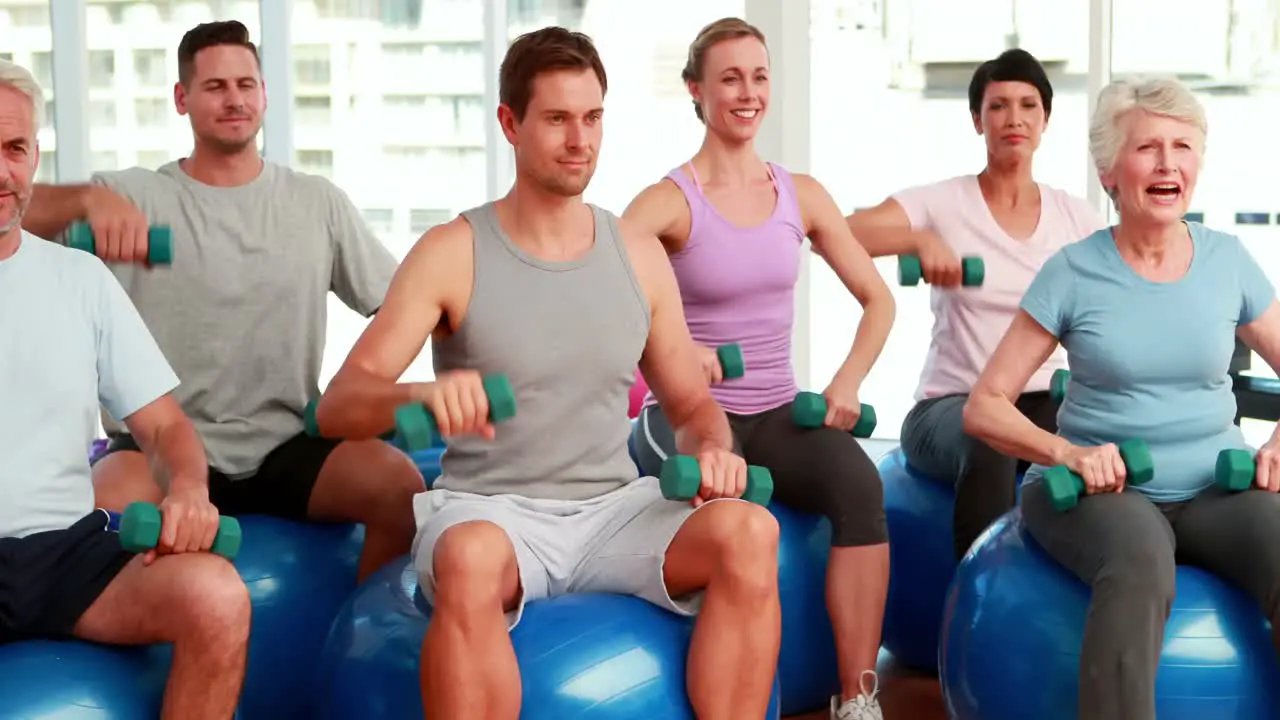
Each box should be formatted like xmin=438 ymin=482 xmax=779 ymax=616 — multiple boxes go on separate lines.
xmin=1089 ymin=76 xmax=1207 ymax=204
xmin=0 ymin=58 xmax=45 ymax=137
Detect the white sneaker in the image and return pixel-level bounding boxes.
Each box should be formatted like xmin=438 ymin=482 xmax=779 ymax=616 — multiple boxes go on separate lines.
xmin=830 ymin=670 xmax=883 ymax=720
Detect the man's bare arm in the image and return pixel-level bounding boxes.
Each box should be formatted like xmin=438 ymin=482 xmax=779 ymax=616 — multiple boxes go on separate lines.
xmin=315 ymin=219 xmax=467 ymax=439
xmin=23 ymin=184 xmax=98 ymax=240
xmin=628 ymin=221 xmax=733 ymax=456
xmin=122 ymin=395 xmax=208 ymax=495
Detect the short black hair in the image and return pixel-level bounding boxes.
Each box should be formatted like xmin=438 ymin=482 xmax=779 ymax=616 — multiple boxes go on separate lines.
xmin=177 ymin=20 xmax=260 ymax=86
xmin=968 ymin=48 xmax=1053 ymax=118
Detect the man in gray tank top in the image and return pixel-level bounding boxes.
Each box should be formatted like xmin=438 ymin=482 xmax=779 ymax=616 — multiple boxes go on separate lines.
xmin=21 ymin=21 xmax=425 ymax=582
xmin=317 ymin=27 xmax=782 ymax=719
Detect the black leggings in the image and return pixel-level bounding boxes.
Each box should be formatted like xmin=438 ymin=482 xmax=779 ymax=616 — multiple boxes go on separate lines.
xmin=633 ymin=401 xmax=887 ymax=547
xmin=900 ymin=391 xmax=1059 ymax=560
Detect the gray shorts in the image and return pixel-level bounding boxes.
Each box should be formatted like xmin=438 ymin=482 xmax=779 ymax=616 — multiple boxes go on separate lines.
xmin=412 ymin=476 xmax=734 ymax=629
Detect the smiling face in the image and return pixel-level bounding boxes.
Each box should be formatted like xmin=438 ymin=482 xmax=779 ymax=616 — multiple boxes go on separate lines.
xmin=174 ymin=44 xmax=265 ymax=154
xmin=1101 ymin=110 xmax=1202 ymax=225
xmin=0 ymin=84 xmax=37 ymax=238
xmin=501 ymin=68 xmax=604 ymax=198
xmin=973 ymin=80 xmax=1046 ymax=162
xmin=688 ymin=34 xmax=770 ymax=143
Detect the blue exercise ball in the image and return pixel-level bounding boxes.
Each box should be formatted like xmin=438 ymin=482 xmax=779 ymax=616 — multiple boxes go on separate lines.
xmin=768 ymin=501 xmax=838 ymax=715
xmin=879 ymin=447 xmax=1023 ymax=671
xmin=316 ymin=556 xmax=783 ymax=719
xmin=0 ymin=640 xmax=170 ymax=718
xmin=878 ymin=448 xmax=960 ymax=670
xmin=403 ymin=446 xmax=444 ymax=488
xmin=940 ymin=510 xmax=1280 ymax=719
xmin=234 ymin=516 xmax=364 ymax=719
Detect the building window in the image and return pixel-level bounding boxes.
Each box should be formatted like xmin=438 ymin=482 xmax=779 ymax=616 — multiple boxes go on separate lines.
xmin=294 ymin=45 xmax=331 ymax=86
xmin=295 ymin=95 xmax=332 ymax=126
xmin=361 ymin=208 xmax=395 ymax=235
xmin=133 ymin=49 xmax=167 ymax=88
xmin=135 ymin=98 xmax=168 ymax=128
xmin=89 ymin=50 xmax=115 ymax=89
xmin=90 ymin=100 xmax=117 ymax=127
xmin=409 ymin=208 xmax=452 ymax=235
xmin=297 ymin=149 xmax=335 ymax=178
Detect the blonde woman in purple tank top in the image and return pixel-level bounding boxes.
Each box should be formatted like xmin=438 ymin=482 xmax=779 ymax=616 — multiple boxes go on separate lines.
xmin=624 ymin=17 xmax=897 ymax=720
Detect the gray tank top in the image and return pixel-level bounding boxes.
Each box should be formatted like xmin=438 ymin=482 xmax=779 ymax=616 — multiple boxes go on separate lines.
xmin=432 ymin=201 xmax=651 ymax=500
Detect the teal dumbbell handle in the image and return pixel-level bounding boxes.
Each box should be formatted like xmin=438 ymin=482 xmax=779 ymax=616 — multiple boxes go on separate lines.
xmin=1042 ymin=439 xmax=1154 ymax=512
xmin=68 ymin=222 xmax=173 ymax=265
xmin=1050 ymin=369 xmax=1070 ymax=404
xmin=1215 ymin=448 xmax=1255 ymax=492
xmin=791 ymin=391 xmax=877 ymax=438
xmin=659 ymin=455 xmax=774 ymax=506
xmin=715 ymin=343 xmax=746 ymax=381
xmin=110 ymin=501 xmax=242 ymax=560
xmin=395 ymin=374 xmax=517 ymax=451
xmin=897 ymin=254 xmax=984 ymax=287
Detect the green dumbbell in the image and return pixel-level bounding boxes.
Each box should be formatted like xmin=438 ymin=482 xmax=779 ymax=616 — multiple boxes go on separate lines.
xmin=1215 ymin=448 xmax=1256 ymax=492
xmin=897 ymin=254 xmax=984 ymax=287
xmin=68 ymin=222 xmax=174 ymax=265
xmin=659 ymin=454 xmax=774 ymax=506
xmin=1050 ymin=369 xmax=1071 ymax=404
xmin=303 ymin=398 xmax=322 ymax=437
xmin=113 ymin=501 xmax=242 ymax=561
xmin=791 ymin=390 xmax=877 ymax=438
xmin=1042 ymin=439 xmax=1154 ymax=512
xmin=716 ymin=343 xmax=746 ymax=380
xmin=394 ymin=374 xmax=517 ymax=452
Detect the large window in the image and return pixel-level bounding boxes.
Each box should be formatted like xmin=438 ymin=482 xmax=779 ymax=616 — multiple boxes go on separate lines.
xmin=291 ymin=0 xmax=491 ymax=385
xmin=1111 ymin=0 xmax=1280 ymax=445
xmin=85 ymin=1 xmax=262 ymax=173
xmin=809 ymin=0 xmax=1093 ymax=439
xmin=509 ymin=0 xmax=748 ymax=214
xmin=6 ymin=2 xmax=56 ymax=183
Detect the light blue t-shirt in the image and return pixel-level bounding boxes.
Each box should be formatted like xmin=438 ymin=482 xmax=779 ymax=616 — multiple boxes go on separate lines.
xmin=0 ymin=233 xmax=179 ymax=538
xmin=1022 ymin=223 xmax=1276 ymax=503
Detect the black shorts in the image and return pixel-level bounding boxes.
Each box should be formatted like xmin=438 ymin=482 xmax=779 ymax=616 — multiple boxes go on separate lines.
xmin=94 ymin=432 xmax=341 ymax=520
xmin=0 ymin=511 xmax=133 ymax=644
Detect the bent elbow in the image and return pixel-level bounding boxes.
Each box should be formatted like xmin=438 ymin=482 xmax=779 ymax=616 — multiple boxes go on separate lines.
xmin=961 ymin=393 xmax=988 ymax=439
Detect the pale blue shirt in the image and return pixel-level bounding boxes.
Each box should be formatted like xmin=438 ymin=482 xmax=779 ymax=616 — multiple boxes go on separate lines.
xmin=0 ymin=233 xmax=179 ymax=538
xmin=1022 ymin=223 xmax=1275 ymax=502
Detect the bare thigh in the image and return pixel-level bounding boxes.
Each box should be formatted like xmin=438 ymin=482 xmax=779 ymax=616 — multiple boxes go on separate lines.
xmin=73 ymin=553 xmax=250 ymax=645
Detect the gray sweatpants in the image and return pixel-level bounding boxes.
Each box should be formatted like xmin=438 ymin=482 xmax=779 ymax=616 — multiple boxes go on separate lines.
xmin=412 ymin=476 xmax=738 ymax=629
xmin=1021 ymin=479 xmax=1280 ymax=720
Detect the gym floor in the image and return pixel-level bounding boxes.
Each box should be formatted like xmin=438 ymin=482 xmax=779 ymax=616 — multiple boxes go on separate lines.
xmin=786 ymin=651 xmax=945 ymax=719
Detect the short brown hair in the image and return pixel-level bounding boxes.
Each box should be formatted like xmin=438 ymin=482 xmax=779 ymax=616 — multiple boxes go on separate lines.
xmin=499 ymin=26 xmax=607 ymax=122
xmin=681 ymin=17 xmax=767 ymax=122
xmin=177 ymin=20 xmax=260 ymax=86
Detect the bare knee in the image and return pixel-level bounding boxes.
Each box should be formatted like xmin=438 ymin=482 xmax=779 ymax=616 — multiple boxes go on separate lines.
xmin=166 ymin=554 xmax=251 ymax=647
xmin=92 ymin=451 xmax=163 ymax=510
xmin=432 ymin=521 xmax=518 ymax=612
xmin=340 ymin=441 xmax=425 ymax=523
xmin=701 ymin=502 xmax=779 ymax=588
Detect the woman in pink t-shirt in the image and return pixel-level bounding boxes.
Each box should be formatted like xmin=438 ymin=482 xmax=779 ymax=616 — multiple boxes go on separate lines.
xmin=846 ymin=49 xmax=1106 ymax=560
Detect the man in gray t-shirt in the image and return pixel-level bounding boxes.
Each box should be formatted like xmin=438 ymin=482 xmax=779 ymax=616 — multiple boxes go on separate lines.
xmin=22 ymin=21 xmax=424 ymax=582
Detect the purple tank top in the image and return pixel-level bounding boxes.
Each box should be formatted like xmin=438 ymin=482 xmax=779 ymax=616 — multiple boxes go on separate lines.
xmin=646 ymin=161 xmax=804 ymax=415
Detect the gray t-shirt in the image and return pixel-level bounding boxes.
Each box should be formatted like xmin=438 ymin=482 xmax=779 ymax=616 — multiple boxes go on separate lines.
xmin=1 ymin=234 xmax=178 ymax=538
xmin=71 ymin=160 xmax=397 ymax=477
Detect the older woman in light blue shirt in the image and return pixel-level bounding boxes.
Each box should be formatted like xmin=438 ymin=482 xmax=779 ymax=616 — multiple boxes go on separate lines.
xmin=964 ymin=75 xmax=1280 ymax=720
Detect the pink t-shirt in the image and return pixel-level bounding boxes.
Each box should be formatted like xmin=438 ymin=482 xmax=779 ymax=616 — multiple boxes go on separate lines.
xmin=893 ymin=175 xmax=1106 ymax=401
